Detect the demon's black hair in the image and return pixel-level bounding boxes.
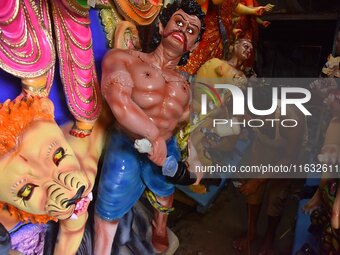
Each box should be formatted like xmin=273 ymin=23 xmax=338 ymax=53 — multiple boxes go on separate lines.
xmin=151 ymin=0 xmax=206 ymax=66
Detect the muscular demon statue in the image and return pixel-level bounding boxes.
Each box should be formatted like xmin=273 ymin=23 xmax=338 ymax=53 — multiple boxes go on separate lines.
xmin=93 ymin=1 xmax=206 ymax=254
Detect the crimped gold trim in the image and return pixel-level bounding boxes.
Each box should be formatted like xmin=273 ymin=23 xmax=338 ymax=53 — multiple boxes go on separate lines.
xmin=0 ymin=58 xmax=54 ymax=78
xmin=69 ymin=84 xmax=99 ymax=119
xmin=28 ymin=0 xmax=40 ymax=19
xmin=64 ymin=0 xmax=89 ymax=17
xmin=0 ymin=0 xmax=20 ymax=25
xmin=52 ymin=0 xmax=100 ymax=121
xmin=0 ymin=1 xmax=55 ymax=78
xmin=71 ymin=65 xmax=93 ymax=88
xmin=64 ymin=6 xmax=90 ymax=25
xmin=38 ymin=0 xmax=53 ymax=35
xmin=66 ymin=53 xmax=95 ymax=104
xmin=4 ymin=2 xmax=41 ymax=63
xmin=0 ymin=25 xmax=28 ymax=49
xmin=69 ymin=74 xmax=99 ymax=116
xmin=74 ymin=83 xmax=94 ymax=104
xmin=37 ymin=0 xmax=55 ymax=94
xmin=7 ymin=34 xmax=35 ymax=59
xmin=38 ymin=0 xmax=44 ymax=18
xmin=55 ymin=4 xmax=92 ymax=51
xmin=44 ymin=67 xmax=55 ymax=95
xmin=68 ymin=43 xmax=93 ymax=70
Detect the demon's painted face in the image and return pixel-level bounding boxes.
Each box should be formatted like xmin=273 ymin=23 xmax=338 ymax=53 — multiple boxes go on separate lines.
xmin=160 ymin=9 xmax=201 ymax=54
xmin=0 ymin=98 xmax=91 ymax=221
xmin=234 ymin=39 xmax=253 ymax=61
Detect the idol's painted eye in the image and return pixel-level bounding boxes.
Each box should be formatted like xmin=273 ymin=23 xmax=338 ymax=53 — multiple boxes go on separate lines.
xmin=176 ymin=21 xmax=183 ymax=27
xmin=17 ymin=184 xmax=38 ymax=201
xmin=53 ymin=147 xmax=66 ymax=166
xmin=187 ymin=27 xmax=193 ymax=34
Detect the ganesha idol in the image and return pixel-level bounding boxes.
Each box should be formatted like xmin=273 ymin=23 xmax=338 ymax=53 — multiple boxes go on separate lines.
xmin=0 ymin=96 xmax=94 ymax=254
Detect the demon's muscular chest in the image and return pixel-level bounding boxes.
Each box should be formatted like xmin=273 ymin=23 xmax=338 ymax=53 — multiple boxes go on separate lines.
xmin=128 ymin=59 xmax=190 ymax=119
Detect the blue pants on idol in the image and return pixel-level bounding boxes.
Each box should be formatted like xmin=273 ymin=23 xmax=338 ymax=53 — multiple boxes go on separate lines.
xmin=95 ymin=130 xmax=180 ymax=221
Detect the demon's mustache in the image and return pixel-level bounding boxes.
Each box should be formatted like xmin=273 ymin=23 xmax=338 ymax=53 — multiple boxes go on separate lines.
xmin=163 ymin=29 xmax=189 ymax=52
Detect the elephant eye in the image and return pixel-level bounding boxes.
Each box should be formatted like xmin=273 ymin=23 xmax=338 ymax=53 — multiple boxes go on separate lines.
xmin=17 ymin=184 xmax=38 ymax=201
xmin=53 ymin=147 xmax=66 ymax=166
